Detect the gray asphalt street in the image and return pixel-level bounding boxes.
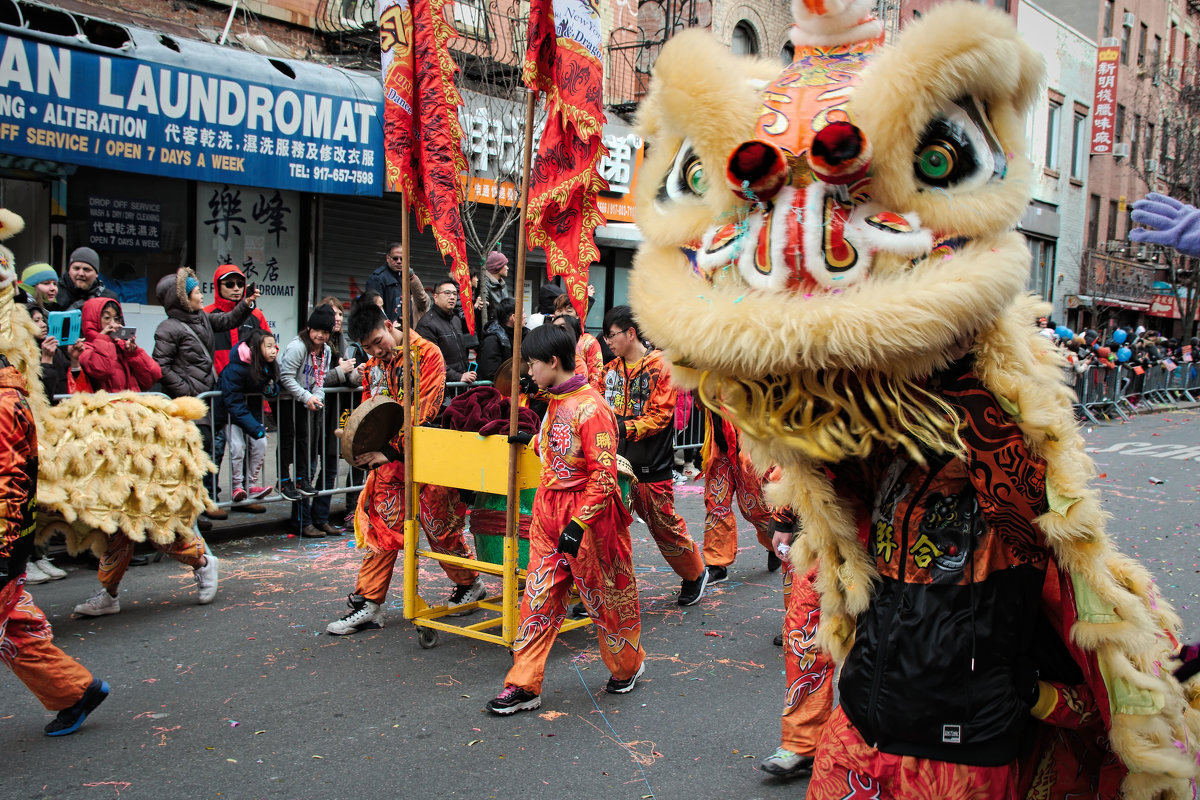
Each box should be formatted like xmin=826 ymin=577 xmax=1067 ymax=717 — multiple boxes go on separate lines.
xmin=4 ymin=409 xmax=1197 ymax=800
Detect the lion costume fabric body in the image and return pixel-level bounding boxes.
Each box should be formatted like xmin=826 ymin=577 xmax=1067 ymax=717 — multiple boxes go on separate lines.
xmin=630 ymin=2 xmax=1199 ymax=797
xmin=0 ymin=211 xmax=216 ymax=558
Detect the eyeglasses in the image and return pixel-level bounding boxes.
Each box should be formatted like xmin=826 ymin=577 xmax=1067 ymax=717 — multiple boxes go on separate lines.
xmin=221 ymin=279 xmax=246 ymax=288
xmin=387 ymin=254 xmax=403 ymax=261
xmin=437 ymin=289 xmax=458 ymax=296
xmin=604 ymin=327 xmax=631 ymax=341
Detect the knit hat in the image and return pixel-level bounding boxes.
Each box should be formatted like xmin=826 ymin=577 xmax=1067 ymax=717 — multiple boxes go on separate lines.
xmin=185 ymin=275 xmax=200 ymax=295
xmin=68 ymin=246 xmax=100 ymax=271
xmin=21 ymin=262 xmax=57 ymax=287
xmin=484 ymin=251 xmax=508 ymax=275
xmin=307 ymin=303 xmax=336 ymax=333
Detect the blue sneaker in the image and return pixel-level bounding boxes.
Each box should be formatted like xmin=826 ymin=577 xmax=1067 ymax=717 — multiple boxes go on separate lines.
xmin=45 ymin=679 xmax=109 ymax=736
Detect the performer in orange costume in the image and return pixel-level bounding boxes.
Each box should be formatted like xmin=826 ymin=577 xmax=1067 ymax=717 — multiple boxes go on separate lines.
xmin=700 ymin=408 xmax=774 ymax=583
xmin=0 ymin=262 xmax=108 ymax=736
xmin=488 ymin=324 xmax=645 ymax=715
xmin=325 ymin=301 xmax=483 ymax=636
xmin=761 ymin=506 xmax=835 ymax=779
xmin=600 ymin=305 xmax=707 ymax=606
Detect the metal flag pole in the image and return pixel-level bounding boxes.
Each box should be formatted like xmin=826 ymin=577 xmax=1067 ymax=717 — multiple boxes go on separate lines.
xmin=400 ymin=192 xmax=418 ymax=620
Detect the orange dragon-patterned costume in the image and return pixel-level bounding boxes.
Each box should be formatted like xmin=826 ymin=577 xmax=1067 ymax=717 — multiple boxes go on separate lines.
xmin=505 ymin=375 xmax=645 ymax=694
xmin=350 ymin=328 xmax=478 ymax=600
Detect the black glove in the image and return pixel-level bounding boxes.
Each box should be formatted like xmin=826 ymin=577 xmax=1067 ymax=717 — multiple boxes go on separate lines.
xmin=519 ymin=375 xmax=539 ymax=396
xmin=558 ymin=520 xmax=584 ymax=558
xmin=507 ymin=431 xmax=533 ymax=446
xmin=1174 ymin=643 xmax=1200 ymax=683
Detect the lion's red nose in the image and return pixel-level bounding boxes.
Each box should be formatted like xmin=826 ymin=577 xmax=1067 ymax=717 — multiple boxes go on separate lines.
xmin=807 ymin=121 xmax=871 ymax=185
xmin=726 ymin=140 xmax=789 ymax=202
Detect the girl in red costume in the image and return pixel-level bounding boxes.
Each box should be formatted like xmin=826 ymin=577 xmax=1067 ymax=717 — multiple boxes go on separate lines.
xmin=487 ymin=324 xmax=645 ymax=715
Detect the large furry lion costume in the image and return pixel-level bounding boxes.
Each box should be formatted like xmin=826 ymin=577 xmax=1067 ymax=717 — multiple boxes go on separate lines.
xmin=0 ymin=209 xmax=216 ymax=557
xmin=630 ymin=2 xmax=1199 ymax=797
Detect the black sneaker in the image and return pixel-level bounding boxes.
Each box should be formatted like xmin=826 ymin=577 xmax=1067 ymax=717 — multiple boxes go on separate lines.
xmin=296 ymin=478 xmax=319 ymax=497
xmin=568 ymin=601 xmax=589 ymax=619
xmin=45 ymin=679 xmax=110 ymax=736
xmin=677 ymin=568 xmax=710 ymax=606
xmin=767 ymin=550 xmax=782 ymax=572
xmin=279 ymin=480 xmax=303 ymax=502
xmin=486 ymin=685 xmax=541 ymax=715
xmin=774 ymin=632 xmax=785 ymax=647
xmin=447 ymin=578 xmax=486 ymax=617
xmin=706 ymin=565 xmax=729 ymax=584
xmin=605 ymin=662 xmax=645 ymax=694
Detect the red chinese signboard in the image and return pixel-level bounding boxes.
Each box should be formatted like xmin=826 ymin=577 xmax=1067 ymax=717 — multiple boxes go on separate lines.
xmin=1090 ymin=46 xmax=1120 ymax=155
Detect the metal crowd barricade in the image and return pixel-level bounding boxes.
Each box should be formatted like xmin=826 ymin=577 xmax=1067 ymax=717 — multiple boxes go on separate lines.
xmin=194 ymin=381 xmax=485 ymax=513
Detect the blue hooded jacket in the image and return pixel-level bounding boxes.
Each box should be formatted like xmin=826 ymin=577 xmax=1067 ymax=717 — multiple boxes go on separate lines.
xmin=216 ymin=340 xmax=278 ymax=436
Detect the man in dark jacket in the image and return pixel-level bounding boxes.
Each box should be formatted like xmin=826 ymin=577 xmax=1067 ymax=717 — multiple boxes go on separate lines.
xmin=478 ymin=297 xmax=520 ymax=383
xmin=416 ymin=280 xmax=476 ymax=384
xmin=57 ymin=247 xmax=118 ymax=312
xmin=365 ymin=242 xmax=430 ymax=327
xmin=152 ymin=267 xmax=257 ymax=515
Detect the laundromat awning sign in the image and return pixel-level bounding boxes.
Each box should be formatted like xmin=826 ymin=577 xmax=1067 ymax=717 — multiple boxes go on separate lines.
xmin=0 ymin=30 xmax=384 ymax=196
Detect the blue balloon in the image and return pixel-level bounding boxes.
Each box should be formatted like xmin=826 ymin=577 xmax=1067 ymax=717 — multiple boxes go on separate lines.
xmin=1112 ymin=328 xmax=1128 ymax=344
xmin=1117 ymin=346 xmax=1132 ymax=362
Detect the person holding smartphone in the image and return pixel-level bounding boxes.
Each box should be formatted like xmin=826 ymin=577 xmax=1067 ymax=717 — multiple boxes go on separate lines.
xmin=77 ymin=297 xmax=160 ymax=392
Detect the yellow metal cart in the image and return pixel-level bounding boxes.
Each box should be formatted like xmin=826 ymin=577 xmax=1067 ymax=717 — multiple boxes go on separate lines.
xmin=399 ymin=427 xmax=592 ymax=649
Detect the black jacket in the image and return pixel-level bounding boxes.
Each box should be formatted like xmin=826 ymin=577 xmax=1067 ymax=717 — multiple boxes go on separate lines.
xmin=478 ymin=321 xmax=516 ymax=383
xmin=152 ymin=268 xmax=253 ymax=398
xmin=416 ymin=306 xmax=470 ymax=381
xmin=365 ymin=264 xmax=430 ymax=327
xmin=57 ymin=276 xmax=117 ymax=312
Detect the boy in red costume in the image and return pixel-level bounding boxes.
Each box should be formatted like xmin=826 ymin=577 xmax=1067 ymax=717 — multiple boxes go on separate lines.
xmin=600 ymin=305 xmax=707 ymax=606
xmin=325 ymin=301 xmax=483 ymax=635
xmin=700 ymin=408 xmax=775 ymax=583
xmin=0 ymin=263 xmax=108 ymax=736
xmin=487 ymin=324 xmax=646 ymax=715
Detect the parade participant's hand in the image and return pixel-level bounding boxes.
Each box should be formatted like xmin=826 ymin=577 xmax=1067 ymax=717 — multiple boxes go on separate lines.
xmin=507 ymin=431 xmax=533 ymax=446
xmin=771 ymin=527 xmax=791 ymax=557
xmin=40 ymin=335 xmax=58 ymax=364
xmin=558 ymin=520 xmax=584 ymax=558
xmin=1130 ymin=193 xmax=1200 ymax=258
xmin=355 ymin=450 xmax=388 ymax=469
xmin=305 ymin=396 xmax=323 ymax=411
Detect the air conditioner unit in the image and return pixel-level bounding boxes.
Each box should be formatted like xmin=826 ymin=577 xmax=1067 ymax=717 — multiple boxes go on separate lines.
xmin=1123 ymin=11 xmax=1136 ymax=27
xmin=1146 ymin=158 xmax=1158 ymax=172
xmin=1112 ymin=142 xmax=1131 ymax=158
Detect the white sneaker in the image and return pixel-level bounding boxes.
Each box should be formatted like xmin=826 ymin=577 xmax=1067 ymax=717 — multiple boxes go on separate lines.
xmin=35 ymin=557 xmax=67 ymax=579
xmin=447 ymin=577 xmax=486 ymax=617
xmin=194 ymin=554 xmax=219 ymax=604
xmin=24 ymin=560 xmax=51 ymax=584
xmin=74 ymin=589 xmax=120 ymax=616
xmin=326 ymin=595 xmax=384 ymax=635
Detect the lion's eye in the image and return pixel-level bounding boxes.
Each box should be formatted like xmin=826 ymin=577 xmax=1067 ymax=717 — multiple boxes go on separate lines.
xmin=912 ymin=97 xmax=1006 ymax=191
xmin=684 ymin=157 xmax=708 ymax=194
xmin=658 ymin=139 xmax=709 ymax=203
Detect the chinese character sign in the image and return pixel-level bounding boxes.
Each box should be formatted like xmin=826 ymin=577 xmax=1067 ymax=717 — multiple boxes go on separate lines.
xmin=87 ymin=196 xmax=162 ymax=251
xmin=1090 ymin=46 xmax=1120 ymax=155
xmin=196 ymin=182 xmax=301 ymax=343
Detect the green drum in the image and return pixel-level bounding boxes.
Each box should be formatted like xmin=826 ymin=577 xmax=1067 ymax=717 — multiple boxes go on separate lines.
xmin=471 ymin=488 xmax=537 ymax=570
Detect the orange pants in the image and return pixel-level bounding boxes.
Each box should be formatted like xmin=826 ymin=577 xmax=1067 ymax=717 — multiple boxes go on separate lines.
xmin=806 ymin=706 xmax=1019 ymax=800
xmin=630 ymin=480 xmax=704 ymax=582
xmin=353 ymin=481 xmax=477 ymax=602
xmin=506 ymin=487 xmax=645 ymax=694
xmin=702 ymin=451 xmax=772 ymax=567
xmin=99 ymin=530 xmax=207 ymax=594
xmin=1 ymin=578 xmax=94 ymax=710
xmin=780 ymin=558 xmax=834 ymax=754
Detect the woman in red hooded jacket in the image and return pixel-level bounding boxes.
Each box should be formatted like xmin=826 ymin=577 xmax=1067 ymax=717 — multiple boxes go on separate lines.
xmin=77 ymin=297 xmax=160 ymax=392
xmin=204 ymin=264 xmax=270 ymax=376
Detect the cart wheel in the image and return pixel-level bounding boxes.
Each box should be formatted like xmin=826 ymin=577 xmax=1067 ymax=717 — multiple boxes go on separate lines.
xmin=418 ymin=628 xmax=439 ymax=649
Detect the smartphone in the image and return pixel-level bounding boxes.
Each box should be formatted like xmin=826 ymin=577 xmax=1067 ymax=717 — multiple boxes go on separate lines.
xmin=247 ymin=281 xmax=257 ymax=296
xmin=468 ymin=360 xmax=478 ymax=373
xmin=114 ymin=326 xmax=136 ymax=341
xmin=46 ymin=309 xmax=82 ymax=346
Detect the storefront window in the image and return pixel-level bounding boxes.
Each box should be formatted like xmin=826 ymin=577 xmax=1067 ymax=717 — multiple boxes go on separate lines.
xmin=65 ymin=167 xmax=188 ymax=306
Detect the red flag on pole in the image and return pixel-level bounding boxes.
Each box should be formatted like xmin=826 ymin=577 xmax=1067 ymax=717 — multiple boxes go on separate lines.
xmin=522 ymin=0 xmax=608 ymax=320
xmin=379 ymin=0 xmax=476 ymax=332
